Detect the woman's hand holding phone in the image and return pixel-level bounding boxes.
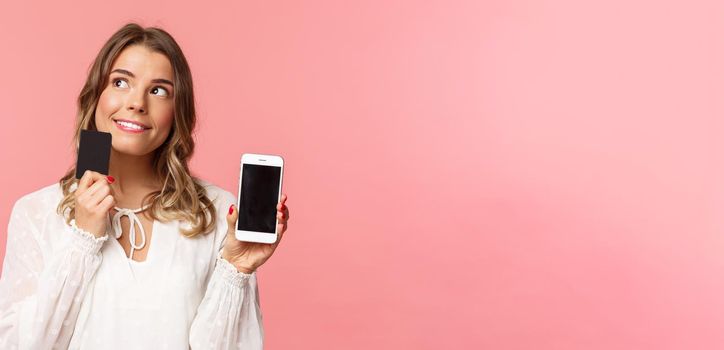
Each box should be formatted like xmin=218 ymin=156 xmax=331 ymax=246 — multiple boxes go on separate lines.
xmin=73 ymin=170 xmax=116 ymax=238
xmin=221 ymin=194 xmax=289 ymax=274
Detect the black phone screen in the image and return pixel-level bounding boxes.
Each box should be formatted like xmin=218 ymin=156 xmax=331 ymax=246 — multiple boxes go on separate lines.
xmin=237 ymin=164 xmax=282 ymax=234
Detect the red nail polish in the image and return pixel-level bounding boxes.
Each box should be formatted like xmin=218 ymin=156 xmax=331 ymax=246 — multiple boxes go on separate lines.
xmin=106 ymin=176 xmax=115 ymax=184
xmin=228 ymin=205 xmax=234 ymax=215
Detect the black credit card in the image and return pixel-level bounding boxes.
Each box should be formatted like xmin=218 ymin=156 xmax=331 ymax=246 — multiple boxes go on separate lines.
xmin=75 ymin=129 xmax=112 ymax=179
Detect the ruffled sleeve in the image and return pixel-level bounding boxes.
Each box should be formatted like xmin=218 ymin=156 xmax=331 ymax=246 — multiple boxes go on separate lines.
xmin=189 ymin=192 xmax=264 ymax=349
xmin=0 ymin=195 xmax=108 ymax=349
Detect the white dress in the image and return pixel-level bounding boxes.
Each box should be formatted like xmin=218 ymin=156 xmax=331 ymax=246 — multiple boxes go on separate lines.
xmin=0 ymin=180 xmax=263 ymax=349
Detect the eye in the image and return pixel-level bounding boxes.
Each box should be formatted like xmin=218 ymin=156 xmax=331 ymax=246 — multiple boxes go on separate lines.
xmin=151 ymin=86 xmax=169 ymax=97
xmin=113 ymin=78 xmax=129 ymax=88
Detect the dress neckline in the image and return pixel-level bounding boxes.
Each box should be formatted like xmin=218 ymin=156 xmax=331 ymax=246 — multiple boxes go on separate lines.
xmin=113 ymin=204 xmax=151 ymax=213
xmin=110 ymin=204 xmax=153 ymax=261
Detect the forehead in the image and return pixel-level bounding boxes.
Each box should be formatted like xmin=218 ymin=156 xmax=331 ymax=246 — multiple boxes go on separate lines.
xmin=111 ymin=45 xmax=174 ymax=80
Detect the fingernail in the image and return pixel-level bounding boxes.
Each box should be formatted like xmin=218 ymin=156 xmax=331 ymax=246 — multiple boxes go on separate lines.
xmin=106 ymin=176 xmax=115 ymax=184
xmin=228 ymin=205 xmax=234 ymax=215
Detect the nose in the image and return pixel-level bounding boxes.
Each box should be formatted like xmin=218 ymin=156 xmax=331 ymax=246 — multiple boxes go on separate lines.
xmin=127 ymin=89 xmax=146 ymax=114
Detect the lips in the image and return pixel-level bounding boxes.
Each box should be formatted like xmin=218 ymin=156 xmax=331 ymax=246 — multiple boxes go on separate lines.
xmin=112 ymin=118 xmax=151 ymax=130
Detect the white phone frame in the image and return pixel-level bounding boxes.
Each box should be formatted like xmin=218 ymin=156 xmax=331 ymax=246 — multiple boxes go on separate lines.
xmin=235 ymin=153 xmax=284 ymax=244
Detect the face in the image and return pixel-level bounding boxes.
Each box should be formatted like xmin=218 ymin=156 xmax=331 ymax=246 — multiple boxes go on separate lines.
xmin=94 ymin=45 xmax=175 ymax=156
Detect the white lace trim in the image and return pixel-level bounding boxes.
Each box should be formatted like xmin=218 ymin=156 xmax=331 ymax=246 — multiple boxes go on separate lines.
xmin=69 ymin=219 xmax=109 ymax=254
xmin=215 ymin=254 xmax=252 ymax=288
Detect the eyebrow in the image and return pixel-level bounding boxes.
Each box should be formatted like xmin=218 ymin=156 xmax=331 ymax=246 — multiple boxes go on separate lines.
xmin=110 ymin=68 xmax=174 ymax=87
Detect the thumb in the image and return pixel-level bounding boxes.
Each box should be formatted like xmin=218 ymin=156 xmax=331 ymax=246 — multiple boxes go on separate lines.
xmin=226 ymin=204 xmax=238 ymax=236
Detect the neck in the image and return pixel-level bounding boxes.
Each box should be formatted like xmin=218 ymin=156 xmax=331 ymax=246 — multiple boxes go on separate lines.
xmin=107 ymin=149 xmax=162 ymax=208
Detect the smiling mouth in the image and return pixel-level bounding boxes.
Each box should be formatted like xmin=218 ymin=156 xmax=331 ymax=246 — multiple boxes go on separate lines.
xmin=112 ymin=119 xmax=151 ymax=131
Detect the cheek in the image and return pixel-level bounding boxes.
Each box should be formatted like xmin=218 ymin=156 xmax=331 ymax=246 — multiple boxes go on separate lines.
xmin=95 ymin=90 xmax=123 ymax=127
xmin=156 ymin=111 xmax=174 ymax=134
xmin=152 ymin=109 xmax=175 ymax=140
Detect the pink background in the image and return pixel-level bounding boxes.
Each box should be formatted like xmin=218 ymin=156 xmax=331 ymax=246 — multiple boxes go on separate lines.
xmin=1 ymin=0 xmax=723 ymax=348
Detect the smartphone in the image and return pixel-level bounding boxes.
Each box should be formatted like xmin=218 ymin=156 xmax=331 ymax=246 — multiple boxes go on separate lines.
xmin=235 ymin=153 xmax=284 ymax=244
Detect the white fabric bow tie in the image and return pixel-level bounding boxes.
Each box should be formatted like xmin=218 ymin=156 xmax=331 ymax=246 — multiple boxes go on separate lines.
xmin=111 ymin=205 xmax=150 ymax=260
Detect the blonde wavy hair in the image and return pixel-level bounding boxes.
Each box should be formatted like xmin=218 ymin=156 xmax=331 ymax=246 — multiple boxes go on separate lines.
xmin=56 ymin=22 xmax=216 ymax=238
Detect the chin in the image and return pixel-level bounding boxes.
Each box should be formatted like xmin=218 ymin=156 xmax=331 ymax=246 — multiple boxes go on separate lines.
xmin=111 ymin=142 xmax=157 ymax=157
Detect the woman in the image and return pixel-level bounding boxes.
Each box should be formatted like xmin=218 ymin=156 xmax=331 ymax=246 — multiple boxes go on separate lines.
xmin=0 ymin=23 xmax=290 ymax=349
